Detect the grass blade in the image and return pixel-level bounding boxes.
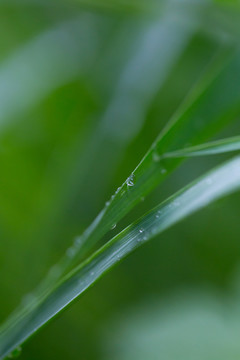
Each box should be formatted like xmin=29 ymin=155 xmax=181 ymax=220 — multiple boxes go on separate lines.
xmin=61 ymin=46 xmax=240 ymax=271
xmin=1 ymin=155 xmax=240 ymax=358
xmin=165 ymin=136 xmax=240 ymax=158
xmin=1 ymin=45 xmax=240 ymax=360
xmin=20 ymin=46 xmax=240 ymax=299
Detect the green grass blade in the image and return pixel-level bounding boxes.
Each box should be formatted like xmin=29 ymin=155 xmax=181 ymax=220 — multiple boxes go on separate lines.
xmin=164 ymin=136 xmax=240 ymax=158
xmin=61 ymin=46 xmax=240 ymax=271
xmin=1 ymin=45 xmax=239 ymax=354
xmin=1 ymin=155 xmax=240 ymax=359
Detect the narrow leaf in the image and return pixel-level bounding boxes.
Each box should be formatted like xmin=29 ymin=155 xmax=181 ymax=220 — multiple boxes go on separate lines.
xmin=62 ymin=46 xmax=240 ymax=271
xmin=164 ymin=136 xmax=240 ymax=158
xmin=1 ymin=155 xmax=240 ymax=359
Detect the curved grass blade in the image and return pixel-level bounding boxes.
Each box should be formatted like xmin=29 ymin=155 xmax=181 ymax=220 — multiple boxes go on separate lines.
xmin=165 ymin=136 xmax=240 ymax=158
xmin=19 ymin=45 xmax=240 ymax=302
xmin=58 ymin=46 xmax=240 ymax=273
xmin=54 ymin=7 xmax=195 ymax=234
xmin=1 ymin=155 xmax=240 ymax=359
xmin=1 ymin=44 xmax=239 ymax=348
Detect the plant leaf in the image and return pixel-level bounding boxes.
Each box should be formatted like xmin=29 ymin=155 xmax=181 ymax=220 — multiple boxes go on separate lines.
xmin=1 ymin=155 xmax=240 ymax=359
xmin=60 ymin=46 xmax=240 ymax=273
xmin=21 ymin=46 xmax=240 ymax=300
xmin=165 ymin=136 xmax=240 ymax=158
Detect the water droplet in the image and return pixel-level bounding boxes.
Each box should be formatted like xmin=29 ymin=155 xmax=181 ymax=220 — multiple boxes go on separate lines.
xmin=111 ymin=223 xmax=117 ymax=230
xmin=158 ymin=210 xmax=162 ymax=215
xmin=127 ymin=174 xmax=135 ymax=187
xmin=155 ymin=214 xmax=160 ymax=219
xmin=143 ymin=236 xmax=148 ymax=241
xmin=90 ymin=271 xmax=94 ymax=276
xmin=139 ymin=228 xmax=144 ymax=233
xmin=105 ymin=201 xmax=110 ymax=206
xmin=8 ymin=346 xmax=22 ymax=358
xmin=116 ymin=255 xmax=121 ymax=261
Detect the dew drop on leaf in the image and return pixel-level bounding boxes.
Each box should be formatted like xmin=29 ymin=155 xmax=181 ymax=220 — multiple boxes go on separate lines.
xmin=127 ymin=174 xmax=135 ymax=187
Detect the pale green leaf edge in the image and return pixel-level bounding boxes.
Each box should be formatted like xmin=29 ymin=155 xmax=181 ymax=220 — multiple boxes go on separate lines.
xmin=1 ymin=155 xmax=240 ymax=359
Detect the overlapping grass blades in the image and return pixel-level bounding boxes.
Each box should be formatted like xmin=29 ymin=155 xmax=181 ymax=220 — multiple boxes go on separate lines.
xmin=2 ymin=12 xmax=240 ymax=360
xmin=55 ymin=45 xmax=240 ymax=274
xmin=1 ymin=154 xmax=240 ymax=359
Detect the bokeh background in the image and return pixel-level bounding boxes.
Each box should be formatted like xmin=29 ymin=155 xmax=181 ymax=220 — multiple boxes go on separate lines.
xmin=1 ymin=0 xmax=240 ymax=359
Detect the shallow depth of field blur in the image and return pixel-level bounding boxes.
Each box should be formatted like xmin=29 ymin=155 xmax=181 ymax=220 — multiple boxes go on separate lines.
xmin=1 ymin=1 xmax=240 ymax=359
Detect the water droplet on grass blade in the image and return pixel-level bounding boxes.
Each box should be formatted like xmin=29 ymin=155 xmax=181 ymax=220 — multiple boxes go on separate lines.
xmin=127 ymin=174 xmax=135 ymax=187
xmin=111 ymin=223 xmax=117 ymax=230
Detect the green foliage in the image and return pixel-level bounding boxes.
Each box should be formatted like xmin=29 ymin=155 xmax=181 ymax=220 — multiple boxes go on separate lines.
xmin=1 ymin=1 xmax=240 ymax=359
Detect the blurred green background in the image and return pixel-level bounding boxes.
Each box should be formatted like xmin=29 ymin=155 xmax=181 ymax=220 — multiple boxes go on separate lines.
xmin=1 ymin=0 xmax=240 ymax=359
